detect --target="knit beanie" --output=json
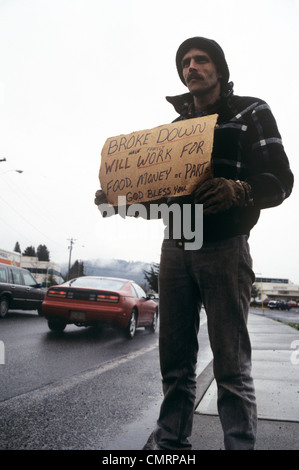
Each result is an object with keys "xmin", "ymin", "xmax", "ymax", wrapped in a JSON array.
[{"xmin": 176, "ymin": 37, "xmax": 230, "ymax": 86}]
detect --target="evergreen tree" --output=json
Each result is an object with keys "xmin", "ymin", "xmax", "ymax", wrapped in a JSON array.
[
  {"xmin": 37, "ymin": 244, "xmax": 50, "ymax": 261},
  {"xmin": 46, "ymin": 272, "xmax": 58, "ymax": 287},
  {"xmin": 68, "ymin": 260, "xmax": 84, "ymax": 280},
  {"xmin": 23, "ymin": 246, "xmax": 36, "ymax": 257},
  {"xmin": 144, "ymin": 263, "xmax": 159, "ymax": 292},
  {"xmin": 14, "ymin": 242, "xmax": 21, "ymax": 253},
  {"xmin": 251, "ymin": 284, "xmax": 260, "ymax": 301}
]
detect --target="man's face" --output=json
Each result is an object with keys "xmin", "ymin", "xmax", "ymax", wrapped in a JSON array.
[{"xmin": 181, "ymin": 48, "xmax": 222, "ymax": 96}]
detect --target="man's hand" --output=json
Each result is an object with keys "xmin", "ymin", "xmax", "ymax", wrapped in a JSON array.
[
  {"xmin": 94, "ymin": 189, "xmax": 108, "ymax": 205},
  {"xmin": 194, "ymin": 177, "xmax": 252, "ymax": 215}
]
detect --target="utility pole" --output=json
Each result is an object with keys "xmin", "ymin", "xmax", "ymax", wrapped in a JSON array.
[{"xmin": 67, "ymin": 238, "xmax": 76, "ymax": 280}]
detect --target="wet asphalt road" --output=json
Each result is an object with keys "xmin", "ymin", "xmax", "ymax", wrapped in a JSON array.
[
  {"xmin": 0, "ymin": 311, "xmax": 163, "ymax": 449},
  {"xmin": 1, "ymin": 307, "xmax": 297, "ymax": 450}
]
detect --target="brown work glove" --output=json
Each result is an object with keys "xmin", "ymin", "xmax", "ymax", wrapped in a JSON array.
[
  {"xmin": 94, "ymin": 189, "xmax": 108, "ymax": 205},
  {"xmin": 194, "ymin": 177, "xmax": 252, "ymax": 215}
]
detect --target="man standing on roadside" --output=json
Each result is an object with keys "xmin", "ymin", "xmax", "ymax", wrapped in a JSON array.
[
  {"xmin": 153, "ymin": 37, "xmax": 293, "ymax": 450},
  {"xmin": 94, "ymin": 37, "xmax": 293, "ymax": 450}
]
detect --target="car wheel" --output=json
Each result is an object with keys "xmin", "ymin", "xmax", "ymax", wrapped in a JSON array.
[
  {"xmin": 126, "ymin": 310, "xmax": 137, "ymax": 339},
  {"xmin": 147, "ymin": 309, "xmax": 158, "ymax": 333},
  {"xmin": 0, "ymin": 297, "xmax": 9, "ymax": 318},
  {"xmin": 48, "ymin": 319, "xmax": 67, "ymax": 332}
]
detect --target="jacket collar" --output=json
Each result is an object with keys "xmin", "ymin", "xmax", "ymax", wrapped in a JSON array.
[{"xmin": 166, "ymin": 82, "xmax": 234, "ymax": 118}]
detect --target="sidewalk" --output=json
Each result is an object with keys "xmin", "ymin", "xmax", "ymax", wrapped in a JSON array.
[{"xmin": 190, "ymin": 312, "xmax": 299, "ymax": 450}]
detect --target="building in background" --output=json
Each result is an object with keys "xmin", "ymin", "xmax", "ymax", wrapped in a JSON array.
[
  {"xmin": 21, "ymin": 256, "xmax": 64, "ymax": 286},
  {"xmin": 0, "ymin": 248, "xmax": 63, "ymax": 286},
  {"xmin": 254, "ymin": 277, "xmax": 299, "ymax": 303}
]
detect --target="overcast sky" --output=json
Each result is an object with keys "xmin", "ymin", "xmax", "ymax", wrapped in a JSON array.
[{"xmin": 0, "ymin": 0, "xmax": 298, "ymax": 283}]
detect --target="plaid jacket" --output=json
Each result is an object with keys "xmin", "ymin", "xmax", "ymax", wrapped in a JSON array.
[{"xmin": 166, "ymin": 84, "xmax": 294, "ymax": 241}]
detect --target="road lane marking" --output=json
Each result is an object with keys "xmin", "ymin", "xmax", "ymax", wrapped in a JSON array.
[{"xmin": 1, "ymin": 341, "xmax": 158, "ymax": 405}]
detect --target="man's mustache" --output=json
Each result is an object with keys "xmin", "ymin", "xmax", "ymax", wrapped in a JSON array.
[{"xmin": 187, "ymin": 72, "xmax": 204, "ymax": 83}]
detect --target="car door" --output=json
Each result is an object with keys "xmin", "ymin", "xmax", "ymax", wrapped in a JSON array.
[
  {"xmin": 8, "ymin": 267, "xmax": 27, "ymax": 310},
  {"xmin": 132, "ymin": 283, "xmax": 150, "ymax": 326},
  {"xmin": 21, "ymin": 270, "xmax": 43, "ymax": 311}
]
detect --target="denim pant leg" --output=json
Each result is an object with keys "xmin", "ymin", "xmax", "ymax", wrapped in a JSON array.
[
  {"xmin": 154, "ymin": 240, "xmax": 201, "ymax": 450},
  {"xmin": 192, "ymin": 235, "xmax": 257, "ymax": 450}
]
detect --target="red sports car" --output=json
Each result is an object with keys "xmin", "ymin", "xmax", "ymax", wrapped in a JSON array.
[{"xmin": 42, "ymin": 276, "xmax": 158, "ymax": 339}]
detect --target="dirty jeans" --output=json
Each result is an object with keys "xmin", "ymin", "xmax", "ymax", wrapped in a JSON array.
[{"xmin": 154, "ymin": 235, "xmax": 257, "ymax": 450}]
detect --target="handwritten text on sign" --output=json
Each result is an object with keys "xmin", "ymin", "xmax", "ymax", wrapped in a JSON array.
[{"xmin": 99, "ymin": 114, "xmax": 218, "ymax": 206}]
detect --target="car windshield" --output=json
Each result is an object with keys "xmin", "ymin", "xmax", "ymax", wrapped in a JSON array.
[{"xmin": 65, "ymin": 277, "xmax": 126, "ymax": 291}]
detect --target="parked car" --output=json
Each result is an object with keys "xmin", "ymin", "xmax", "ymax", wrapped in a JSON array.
[
  {"xmin": 42, "ymin": 276, "xmax": 159, "ymax": 339},
  {"xmin": 268, "ymin": 300, "xmax": 290, "ymax": 311},
  {"xmin": 288, "ymin": 300, "xmax": 298, "ymax": 308},
  {"xmin": 276, "ymin": 300, "xmax": 291, "ymax": 310},
  {"xmin": 250, "ymin": 298, "xmax": 269, "ymax": 307},
  {"xmin": 0, "ymin": 263, "xmax": 45, "ymax": 318}
]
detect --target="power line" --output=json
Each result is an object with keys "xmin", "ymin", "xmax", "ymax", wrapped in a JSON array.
[{"xmin": 0, "ymin": 193, "xmax": 64, "ymax": 248}]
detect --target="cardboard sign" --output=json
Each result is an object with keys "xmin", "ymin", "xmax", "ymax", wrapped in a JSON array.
[{"xmin": 99, "ymin": 114, "xmax": 218, "ymax": 206}]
